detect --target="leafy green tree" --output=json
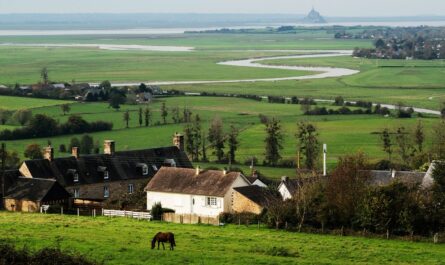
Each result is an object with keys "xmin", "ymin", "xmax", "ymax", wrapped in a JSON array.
[
  {"xmin": 296, "ymin": 121, "xmax": 320, "ymax": 170},
  {"xmin": 80, "ymin": 134, "xmax": 94, "ymax": 154},
  {"xmin": 380, "ymin": 128, "xmax": 393, "ymax": 162},
  {"xmin": 414, "ymin": 120, "xmax": 425, "ymax": 153},
  {"xmin": 12, "ymin": 109, "xmax": 32, "ymax": 126},
  {"xmin": 144, "ymin": 107, "xmax": 151, "ymax": 127},
  {"xmin": 59, "ymin": 144, "xmax": 67, "ymax": 153},
  {"xmin": 0, "ymin": 109, "xmax": 12, "ymax": 125},
  {"xmin": 138, "ymin": 107, "xmax": 143, "ymax": 127},
  {"xmin": 264, "ymin": 118, "xmax": 283, "ymax": 166},
  {"xmin": 432, "ymin": 120, "xmax": 445, "ymax": 159},
  {"xmin": 40, "ymin": 67, "xmax": 49, "ymax": 85},
  {"xmin": 69, "ymin": 137, "xmax": 80, "ymax": 151},
  {"xmin": 61, "ymin": 104, "xmax": 71, "ymax": 116},
  {"xmin": 109, "ymin": 93, "xmax": 125, "ymax": 111},
  {"xmin": 171, "ymin": 107, "xmax": 181, "ymax": 124},
  {"xmin": 228, "ymin": 125, "xmax": 239, "ymax": 163},
  {"xmin": 192, "ymin": 115, "xmax": 202, "ymax": 161},
  {"xmin": 123, "ymin": 110, "xmax": 131, "ymax": 128},
  {"xmin": 24, "ymin": 144, "xmax": 43, "ymax": 159},
  {"xmin": 161, "ymin": 103, "xmax": 168, "ymax": 124},
  {"xmin": 28, "ymin": 114, "xmax": 58, "ymax": 138},
  {"xmin": 208, "ymin": 116, "xmax": 225, "ymax": 162},
  {"xmin": 395, "ymin": 126, "xmax": 414, "ymax": 162}
]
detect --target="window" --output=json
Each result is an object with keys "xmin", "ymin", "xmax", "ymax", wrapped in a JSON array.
[
  {"xmin": 104, "ymin": 186, "xmax": 109, "ymax": 198},
  {"xmin": 73, "ymin": 173, "xmax": 79, "ymax": 183},
  {"xmin": 142, "ymin": 165, "xmax": 149, "ymax": 176},
  {"xmin": 74, "ymin": 188, "xmax": 80, "ymax": 198},
  {"xmin": 128, "ymin": 184, "xmax": 134, "ymax": 194},
  {"xmin": 207, "ymin": 197, "xmax": 217, "ymax": 207},
  {"xmin": 104, "ymin": 171, "xmax": 109, "ymax": 180}
]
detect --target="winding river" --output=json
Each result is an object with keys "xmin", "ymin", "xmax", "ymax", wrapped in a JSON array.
[{"xmin": 1, "ymin": 43, "xmax": 439, "ymax": 115}]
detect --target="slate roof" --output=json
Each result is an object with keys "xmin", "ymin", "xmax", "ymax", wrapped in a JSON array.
[
  {"xmin": 22, "ymin": 146, "xmax": 192, "ymax": 187},
  {"xmin": 233, "ymin": 185, "xmax": 273, "ymax": 207},
  {"xmin": 0, "ymin": 170, "xmax": 21, "ymax": 196},
  {"xmin": 280, "ymin": 176, "xmax": 325, "ymax": 195},
  {"xmin": 367, "ymin": 170, "xmax": 426, "ymax": 186},
  {"xmin": 145, "ymin": 167, "xmax": 245, "ymax": 197},
  {"xmin": 4, "ymin": 178, "xmax": 70, "ymax": 202}
]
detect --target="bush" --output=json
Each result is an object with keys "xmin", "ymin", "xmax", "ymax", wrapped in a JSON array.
[{"xmin": 0, "ymin": 243, "xmax": 99, "ymax": 265}]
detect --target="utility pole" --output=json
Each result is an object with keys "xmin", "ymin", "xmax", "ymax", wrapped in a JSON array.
[
  {"xmin": 323, "ymin": 144, "xmax": 327, "ymax": 176},
  {"xmin": 1, "ymin": 143, "xmax": 6, "ymax": 209}
]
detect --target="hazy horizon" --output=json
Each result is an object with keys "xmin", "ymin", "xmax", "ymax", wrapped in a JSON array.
[{"xmin": 1, "ymin": 0, "xmax": 445, "ymax": 17}]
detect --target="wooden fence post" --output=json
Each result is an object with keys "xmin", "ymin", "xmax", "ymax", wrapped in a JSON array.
[
  {"xmin": 61, "ymin": 206, "xmax": 63, "ymax": 215},
  {"xmin": 77, "ymin": 208, "xmax": 79, "ymax": 217}
]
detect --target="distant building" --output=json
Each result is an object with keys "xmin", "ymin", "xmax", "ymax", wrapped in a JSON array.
[
  {"xmin": 145, "ymin": 167, "xmax": 251, "ymax": 217},
  {"xmin": 302, "ymin": 8, "xmax": 327, "ymax": 24}
]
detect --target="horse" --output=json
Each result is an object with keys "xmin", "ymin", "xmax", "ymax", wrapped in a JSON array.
[{"xmin": 151, "ymin": 232, "xmax": 176, "ymax": 250}]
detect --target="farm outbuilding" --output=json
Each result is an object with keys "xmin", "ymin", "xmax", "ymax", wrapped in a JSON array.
[{"xmin": 4, "ymin": 178, "xmax": 70, "ymax": 212}]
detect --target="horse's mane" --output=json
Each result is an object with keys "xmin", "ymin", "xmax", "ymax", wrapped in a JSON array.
[{"xmin": 152, "ymin": 232, "xmax": 161, "ymax": 245}]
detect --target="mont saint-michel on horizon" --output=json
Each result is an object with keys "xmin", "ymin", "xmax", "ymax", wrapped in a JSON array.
[{"xmin": 303, "ymin": 7, "xmax": 327, "ymax": 23}]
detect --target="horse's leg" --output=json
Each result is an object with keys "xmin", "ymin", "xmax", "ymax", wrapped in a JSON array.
[
  {"xmin": 162, "ymin": 242, "xmax": 165, "ymax": 250},
  {"xmin": 157, "ymin": 241, "xmax": 160, "ymax": 250}
]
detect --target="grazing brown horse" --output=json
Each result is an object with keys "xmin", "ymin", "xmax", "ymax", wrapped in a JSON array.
[{"xmin": 151, "ymin": 232, "xmax": 176, "ymax": 250}]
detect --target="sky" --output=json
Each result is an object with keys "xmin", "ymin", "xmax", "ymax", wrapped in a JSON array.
[{"xmin": 0, "ymin": 0, "xmax": 444, "ymax": 17}]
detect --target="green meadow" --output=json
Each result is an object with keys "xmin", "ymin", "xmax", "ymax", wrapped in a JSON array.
[
  {"xmin": 0, "ymin": 212, "xmax": 443, "ymax": 265},
  {"xmin": 0, "ymin": 95, "xmax": 439, "ymax": 179},
  {"xmin": 0, "ymin": 33, "xmax": 443, "ymax": 110}
]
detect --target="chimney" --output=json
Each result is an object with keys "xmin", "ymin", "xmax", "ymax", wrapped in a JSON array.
[
  {"xmin": 252, "ymin": 170, "xmax": 258, "ymax": 179},
  {"xmin": 71, "ymin": 147, "xmax": 79, "ymax": 159},
  {"xmin": 195, "ymin": 166, "xmax": 201, "ymax": 176},
  {"xmin": 281, "ymin": 176, "xmax": 289, "ymax": 182},
  {"xmin": 173, "ymin": 133, "xmax": 184, "ymax": 151},
  {"xmin": 223, "ymin": 168, "xmax": 227, "ymax": 175},
  {"xmin": 43, "ymin": 146, "xmax": 54, "ymax": 161},
  {"xmin": 104, "ymin": 140, "xmax": 115, "ymax": 155}
]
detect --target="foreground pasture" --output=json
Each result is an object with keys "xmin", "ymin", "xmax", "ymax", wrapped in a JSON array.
[{"xmin": 0, "ymin": 212, "xmax": 443, "ymax": 265}]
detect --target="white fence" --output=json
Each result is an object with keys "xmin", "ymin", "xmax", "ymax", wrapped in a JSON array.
[{"xmin": 102, "ymin": 209, "xmax": 152, "ymax": 220}]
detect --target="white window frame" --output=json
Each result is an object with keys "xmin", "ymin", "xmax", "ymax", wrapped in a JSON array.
[
  {"xmin": 128, "ymin": 184, "xmax": 134, "ymax": 194},
  {"xmin": 74, "ymin": 188, "xmax": 80, "ymax": 198},
  {"xmin": 142, "ymin": 165, "xmax": 149, "ymax": 176},
  {"xmin": 104, "ymin": 171, "xmax": 109, "ymax": 180},
  {"xmin": 73, "ymin": 173, "xmax": 79, "ymax": 183},
  {"xmin": 104, "ymin": 186, "xmax": 109, "ymax": 198},
  {"xmin": 206, "ymin": 197, "xmax": 217, "ymax": 207}
]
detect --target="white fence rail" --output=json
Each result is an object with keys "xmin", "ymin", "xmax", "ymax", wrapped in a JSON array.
[{"xmin": 102, "ymin": 209, "xmax": 152, "ymax": 220}]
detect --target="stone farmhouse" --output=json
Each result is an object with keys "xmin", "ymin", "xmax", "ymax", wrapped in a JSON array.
[
  {"xmin": 145, "ymin": 167, "xmax": 271, "ymax": 217},
  {"xmin": 13, "ymin": 136, "xmax": 192, "ymax": 209}
]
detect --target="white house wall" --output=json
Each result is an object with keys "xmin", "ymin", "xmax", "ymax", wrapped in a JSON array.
[
  {"xmin": 278, "ymin": 184, "xmax": 292, "ymax": 200},
  {"xmin": 146, "ymin": 191, "xmax": 224, "ymax": 217}
]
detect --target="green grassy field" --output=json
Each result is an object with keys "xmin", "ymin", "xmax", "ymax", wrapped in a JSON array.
[
  {"xmin": 0, "ymin": 212, "xmax": 444, "ymax": 265},
  {"xmin": 1, "ymin": 95, "xmax": 439, "ymax": 179},
  {"xmin": 0, "ymin": 33, "xmax": 443, "ymax": 110},
  {"xmin": 0, "ymin": 95, "xmax": 71, "ymax": 110}
]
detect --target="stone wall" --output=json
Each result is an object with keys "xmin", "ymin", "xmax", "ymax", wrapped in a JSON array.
[
  {"xmin": 4, "ymin": 199, "xmax": 40, "ymax": 212},
  {"xmin": 232, "ymin": 191, "xmax": 263, "ymax": 215}
]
